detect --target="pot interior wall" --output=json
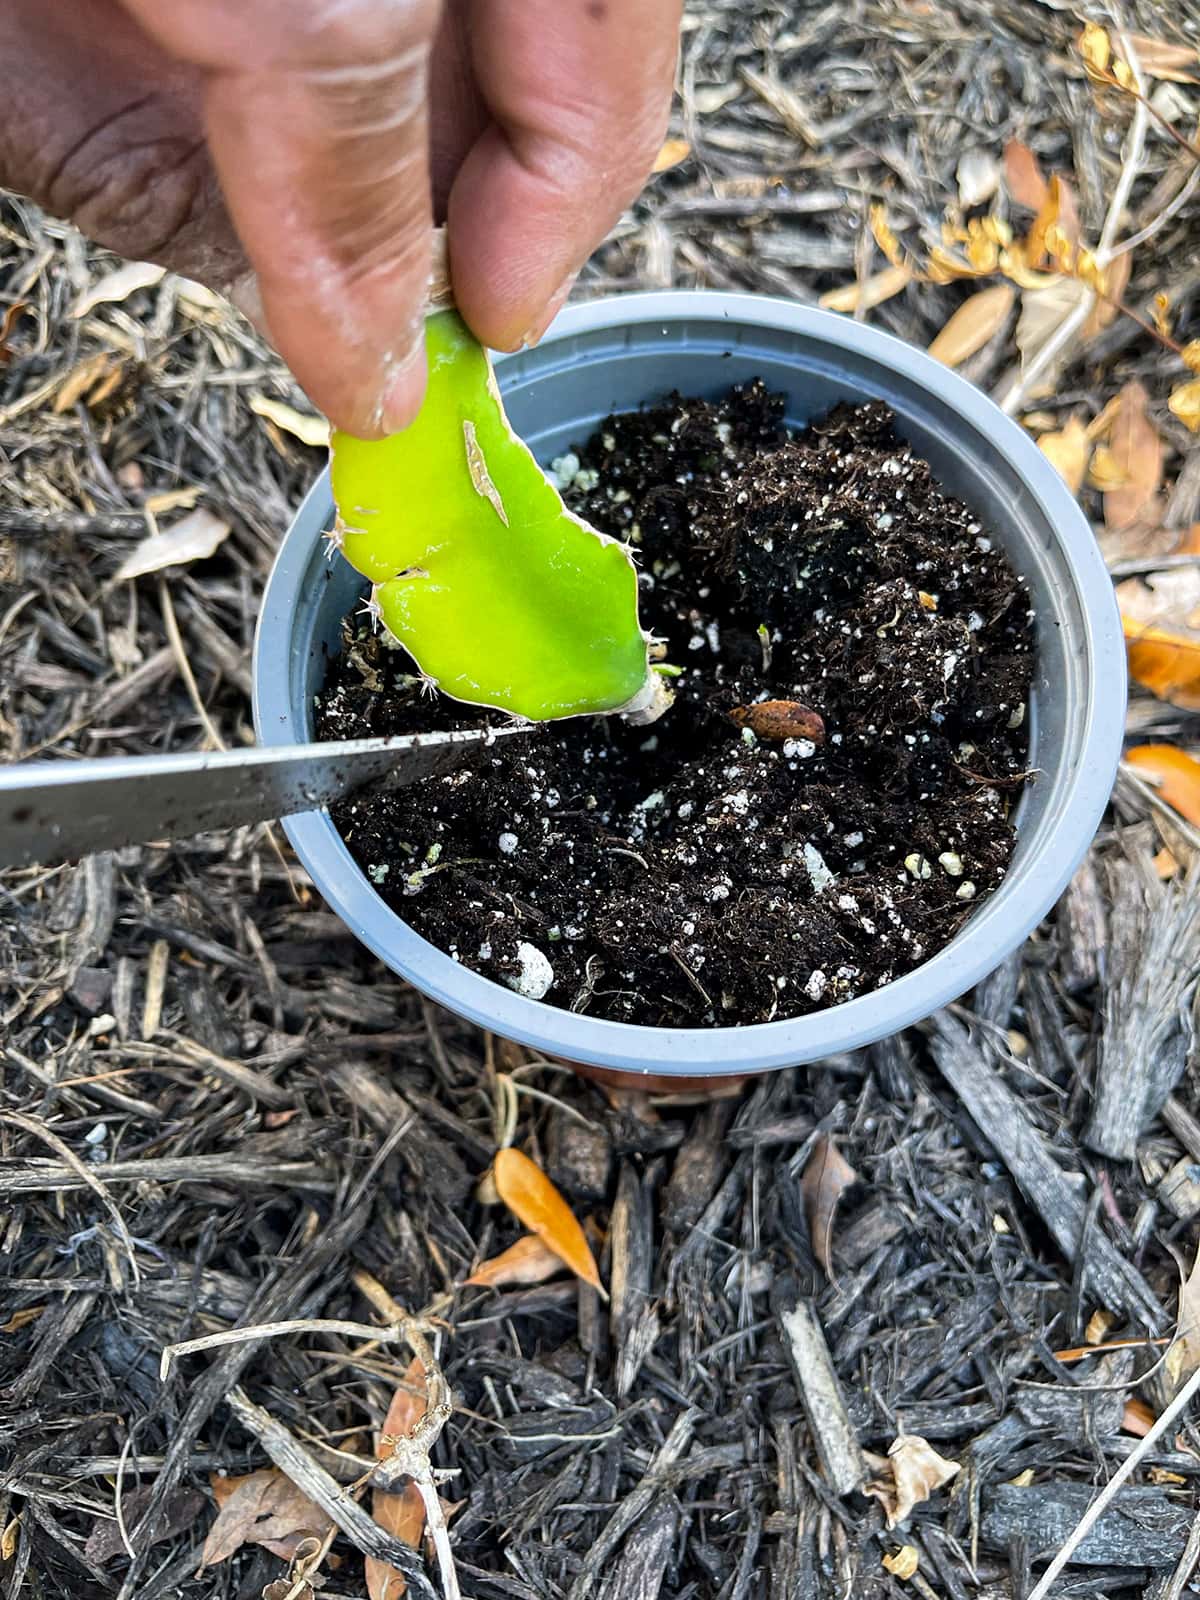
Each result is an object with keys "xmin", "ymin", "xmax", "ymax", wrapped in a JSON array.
[{"xmin": 293, "ymin": 315, "xmax": 1090, "ymax": 880}]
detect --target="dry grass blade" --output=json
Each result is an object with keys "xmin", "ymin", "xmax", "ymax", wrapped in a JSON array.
[
  {"xmin": 72, "ymin": 261, "xmax": 165, "ymax": 319},
  {"xmin": 249, "ymin": 394, "xmax": 330, "ymax": 449},
  {"xmin": 492, "ymin": 1146, "xmax": 603, "ymax": 1291}
]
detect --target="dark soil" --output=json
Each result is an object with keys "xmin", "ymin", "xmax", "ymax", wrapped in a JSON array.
[{"xmin": 316, "ymin": 386, "xmax": 1034, "ymax": 1027}]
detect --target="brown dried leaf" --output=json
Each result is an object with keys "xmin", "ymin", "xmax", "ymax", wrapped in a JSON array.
[
  {"xmin": 202, "ymin": 1469, "xmax": 333, "ymax": 1567},
  {"xmin": 800, "ymin": 1134, "xmax": 858, "ymax": 1275},
  {"xmin": 927, "ymin": 284, "xmax": 1015, "ymax": 368},
  {"xmin": 366, "ymin": 1357, "xmax": 428, "ymax": 1600},
  {"xmin": 1026, "ymin": 176, "xmax": 1080, "ymax": 266},
  {"xmin": 863, "ymin": 1436, "xmax": 961, "ymax": 1528},
  {"xmin": 114, "ymin": 507, "xmax": 232, "ymax": 581},
  {"xmin": 1083, "ymin": 248, "xmax": 1131, "ymax": 339},
  {"xmin": 818, "ymin": 263, "xmax": 912, "ymax": 314},
  {"xmin": 1079, "ymin": 21, "xmax": 1113, "ymax": 78},
  {"xmin": 1004, "ymin": 139, "xmax": 1049, "ymax": 211},
  {"xmin": 465, "ymin": 1233, "xmax": 565, "ymax": 1288},
  {"xmin": 85, "ymin": 1486, "xmax": 205, "ymax": 1565},
  {"xmin": 883, "ymin": 1546, "xmax": 920, "ymax": 1580},
  {"xmin": 1104, "ymin": 382, "xmax": 1163, "ymax": 533},
  {"xmin": 0, "ymin": 1306, "xmax": 44, "ymax": 1334},
  {"xmin": 493, "ymin": 1147, "xmax": 602, "ymax": 1290},
  {"xmin": 1038, "ymin": 416, "xmax": 1090, "ymax": 495}
]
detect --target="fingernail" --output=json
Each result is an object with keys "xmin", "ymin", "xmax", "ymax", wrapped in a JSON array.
[
  {"xmin": 520, "ymin": 271, "xmax": 578, "ymax": 349},
  {"xmin": 372, "ymin": 333, "xmax": 428, "ymax": 438}
]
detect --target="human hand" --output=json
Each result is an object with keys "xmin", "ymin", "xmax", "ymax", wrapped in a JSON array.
[{"xmin": 0, "ymin": 0, "xmax": 681, "ymax": 437}]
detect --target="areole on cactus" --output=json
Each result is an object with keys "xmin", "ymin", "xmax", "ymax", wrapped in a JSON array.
[{"xmin": 327, "ymin": 233, "xmax": 670, "ymax": 725}]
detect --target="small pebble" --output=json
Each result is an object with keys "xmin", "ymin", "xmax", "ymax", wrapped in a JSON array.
[
  {"xmin": 956, "ymin": 880, "xmax": 977, "ymax": 900},
  {"xmin": 904, "ymin": 853, "xmax": 933, "ymax": 880},
  {"xmin": 938, "ymin": 851, "xmax": 964, "ymax": 877},
  {"xmin": 498, "ymin": 832, "xmax": 519, "ymax": 855}
]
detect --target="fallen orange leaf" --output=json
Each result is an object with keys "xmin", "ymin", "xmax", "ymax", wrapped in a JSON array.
[
  {"xmin": 1105, "ymin": 382, "xmax": 1163, "ymax": 534},
  {"xmin": 1125, "ymin": 744, "xmax": 1200, "ymax": 827},
  {"xmin": 1122, "ymin": 617, "xmax": 1200, "ymax": 712},
  {"xmin": 203, "ymin": 1470, "xmax": 332, "ymax": 1566},
  {"xmin": 492, "ymin": 1147, "xmax": 602, "ymax": 1291},
  {"xmin": 465, "ymin": 1233, "xmax": 565, "ymax": 1289},
  {"xmin": 1004, "ymin": 139, "xmax": 1049, "ymax": 211},
  {"xmin": 366, "ymin": 1357, "xmax": 428, "ymax": 1600}
]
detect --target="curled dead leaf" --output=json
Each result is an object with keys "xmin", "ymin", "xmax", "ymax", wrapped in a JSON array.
[
  {"xmin": 465, "ymin": 1233, "xmax": 565, "ymax": 1288},
  {"xmin": 1168, "ymin": 1244, "xmax": 1200, "ymax": 1395},
  {"xmin": 0, "ymin": 300, "xmax": 29, "ymax": 366},
  {"xmin": 1038, "ymin": 416, "xmax": 1090, "ymax": 495},
  {"xmin": 492, "ymin": 1147, "xmax": 602, "ymax": 1291},
  {"xmin": 1125, "ymin": 745, "xmax": 1200, "ymax": 827},
  {"xmin": 800, "ymin": 1134, "xmax": 858, "ymax": 1276},
  {"xmin": 1026, "ymin": 176, "xmax": 1080, "ymax": 268},
  {"xmin": 863, "ymin": 1436, "xmax": 961, "ymax": 1528},
  {"xmin": 883, "ymin": 1546, "xmax": 920, "ymax": 1580},
  {"xmin": 1079, "ymin": 21, "xmax": 1113, "ymax": 78},
  {"xmin": 927, "ymin": 284, "xmax": 1015, "ymax": 368}
]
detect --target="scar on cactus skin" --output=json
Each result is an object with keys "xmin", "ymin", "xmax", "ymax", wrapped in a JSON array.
[{"xmin": 326, "ymin": 230, "xmax": 671, "ymax": 726}]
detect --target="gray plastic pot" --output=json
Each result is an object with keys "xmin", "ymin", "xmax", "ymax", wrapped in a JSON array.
[{"xmin": 253, "ymin": 290, "xmax": 1124, "ymax": 1082}]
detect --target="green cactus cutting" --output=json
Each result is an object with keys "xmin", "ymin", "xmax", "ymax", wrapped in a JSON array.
[{"xmin": 327, "ymin": 306, "xmax": 668, "ymax": 724}]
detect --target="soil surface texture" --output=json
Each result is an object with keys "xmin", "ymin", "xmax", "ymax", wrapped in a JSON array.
[{"xmin": 317, "ymin": 386, "xmax": 1033, "ymax": 1027}]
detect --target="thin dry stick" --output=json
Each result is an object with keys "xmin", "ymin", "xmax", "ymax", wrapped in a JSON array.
[
  {"xmin": 157, "ymin": 574, "xmax": 223, "ymax": 752},
  {"xmin": 1026, "ymin": 1361, "xmax": 1200, "ymax": 1600}
]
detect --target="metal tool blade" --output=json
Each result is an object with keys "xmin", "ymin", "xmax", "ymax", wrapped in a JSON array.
[{"xmin": 0, "ymin": 726, "xmax": 528, "ymax": 870}]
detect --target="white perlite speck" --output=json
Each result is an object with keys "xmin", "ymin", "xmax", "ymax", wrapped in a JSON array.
[
  {"xmin": 498, "ymin": 832, "xmax": 519, "ymax": 855},
  {"xmin": 805, "ymin": 970, "xmax": 828, "ymax": 1001},
  {"xmin": 507, "ymin": 942, "xmax": 554, "ymax": 1000},
  {"xmin": 783, "ymin": 737, "xmax": 816, "ymax": 760}
]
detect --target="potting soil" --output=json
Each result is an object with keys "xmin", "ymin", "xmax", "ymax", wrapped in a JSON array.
[{"xmin": 316, "ymin": 386, "xmax": 1034, "ymax": 1027}]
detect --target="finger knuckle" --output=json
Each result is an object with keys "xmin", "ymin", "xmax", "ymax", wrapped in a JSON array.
[{"xmin": 51, "ymin": 128, "xmax": 211, "ymax": 264}]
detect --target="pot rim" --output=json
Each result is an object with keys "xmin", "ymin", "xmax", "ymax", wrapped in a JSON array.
[{"xmin": 253, "ymin": 288, "xmax": 1125, "ymax": 1075}]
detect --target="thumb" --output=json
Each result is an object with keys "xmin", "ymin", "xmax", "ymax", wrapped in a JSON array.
[{"xmin": 120, "ymin": 0, "xmax": 441, "ymax": 438}]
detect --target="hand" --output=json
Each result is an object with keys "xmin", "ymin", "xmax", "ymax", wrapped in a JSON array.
[{"xmin": 0, "ymin": 0, "xmax": 680, "ymax": 437}]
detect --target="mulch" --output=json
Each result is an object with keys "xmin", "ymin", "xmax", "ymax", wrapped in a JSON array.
[{"xmin": 3, "ymin": 1, "xmax": 1200, "ymax": 1597}]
